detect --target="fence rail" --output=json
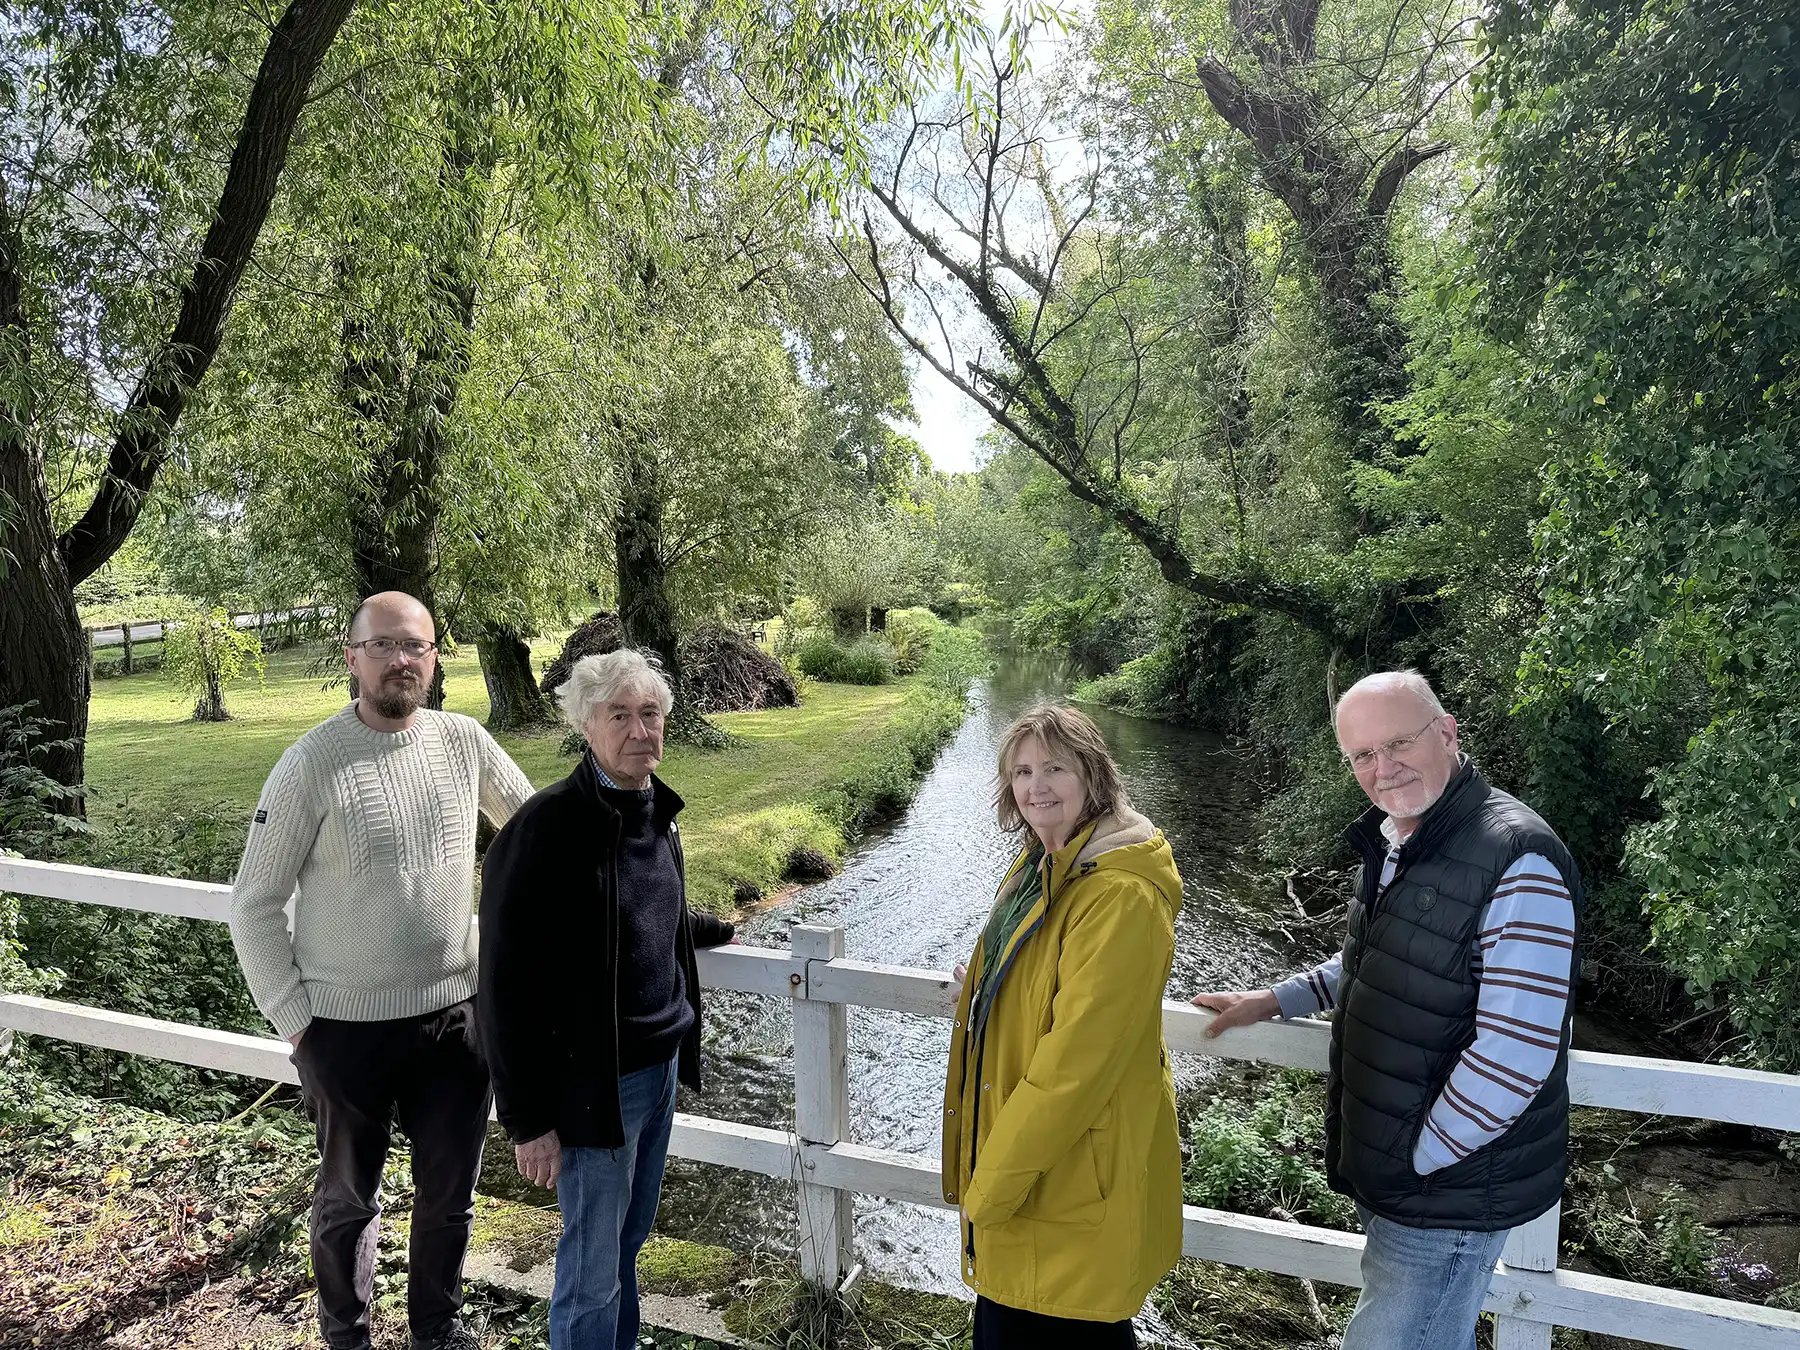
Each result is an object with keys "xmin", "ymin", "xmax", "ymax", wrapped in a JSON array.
[
  {"xmin": 2, "ymin": 856, "xmax": 1798, "ymax": 1350},
  {"xmin": 83, "ymin": 605, "xmax": 337, "ymax": 674}
]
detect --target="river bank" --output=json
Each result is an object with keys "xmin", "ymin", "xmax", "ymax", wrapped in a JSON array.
[{"xmin": 76, "ymin": 639, "xmax": 977, "ymax": 915}]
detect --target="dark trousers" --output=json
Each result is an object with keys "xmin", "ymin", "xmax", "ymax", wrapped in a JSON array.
[
  {"xmin": 974, "ymin": 1295, "xmax": 1138, "ymax": 1349},
  {"xmin": 292, "ymin": 1000, "xmax": 492, "ymax": 1349}
]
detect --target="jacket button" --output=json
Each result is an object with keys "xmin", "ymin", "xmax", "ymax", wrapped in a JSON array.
[{"xmin": 982, "ymin": 1083, "xmax": 990, "ymax": 1092}]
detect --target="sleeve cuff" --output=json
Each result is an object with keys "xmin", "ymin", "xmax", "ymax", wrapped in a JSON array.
[
  {"xmin": 1413, "ymin": 1122, "xmax": 1459, "ymax": 1175},
  {"xmin": 962, "ymin": 1168, "xmax": 1027, "ymax": 1228},
  {"xmin": 268, "ymin": 996, "xmax": 314, "ymax": 1041},
  {"xmin": 1272, "ymin": 976, "xmax": 1318, "ymax": 1020}
]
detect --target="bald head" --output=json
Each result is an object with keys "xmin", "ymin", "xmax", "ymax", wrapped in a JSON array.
[
  {"xmin": 345, "ymin": 592, "xmax": 437, "ymax": 729},
  {"xmin": 1333, "ymin": 670, "xmax": 1445, "ymax": 730},
  {"xmin": 349, "ymin": 591, "xmax": 435, "ymax": 644},
  {"xmin": 1333, "ymin": 669, "xmax": 1460, "ymax": 833}
]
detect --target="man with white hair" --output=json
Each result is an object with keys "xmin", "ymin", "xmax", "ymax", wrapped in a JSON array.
[
  {"xmin": 229, "ymin": 591, "xmax": 535, "ymax": 1350},
  {"xmin": 1191, "ymin": 670, "xmax": 1579, "ymax": 1350},
  {"xmin": 478, "ymin": 648, "xmax": 735, "ymax": 1350}
]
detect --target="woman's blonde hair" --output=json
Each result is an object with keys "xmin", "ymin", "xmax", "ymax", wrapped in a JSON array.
[{"xmin": 993, "ymin": 703, "xmax": 1128, "ymax": 834}]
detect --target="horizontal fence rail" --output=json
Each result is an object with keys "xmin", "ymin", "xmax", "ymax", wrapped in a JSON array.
[{"xmin": 3, "ymin": 857, "xmax": 1799, "ymax": 1349}]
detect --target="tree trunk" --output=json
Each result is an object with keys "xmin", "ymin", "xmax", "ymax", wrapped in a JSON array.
[
  {"xmin": 614, "ymin": 441, "xmax": 720, "ymax": 745},
  {"xmin": 0, "ymin": 0, "xmax": 356, "ymax": 796},
  {"xmin": 831, "ymin": 605, "xmax": 867, "ymax": 640},
  {"xmin": 1193, "ymin": 22, "xmax": 1448, "ymax": 478},
  {"xmin": 195, "ymin": 666, "xmax": 229, "ymax": 722},
  {"xmin": 0, "ymin": 452, "xmax": 89, "ymax": 803},
  {"xmin": 344, "ymin": 81, "xmax": 496, "ymax": 714},
  {"xmin": 477, "ymin": 623, "xmax": 551, "ymax": 730},
  {"xmin": 615, "ymin": 443, "xmax": 683, "ymax": 695}
]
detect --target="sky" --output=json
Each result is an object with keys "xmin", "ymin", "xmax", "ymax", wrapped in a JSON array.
[
  {"xmin": 888, "ymin": 2, "xmax": 1088, "ymax": 477},
  {"xmin": 909, "ymin": 359, "xmax": 992, "ymax": 474}
]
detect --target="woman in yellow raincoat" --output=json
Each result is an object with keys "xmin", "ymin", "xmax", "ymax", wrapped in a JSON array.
[{"xmin": 943, "ymin": 704, "xmax": 1184, "ymax": 1348}]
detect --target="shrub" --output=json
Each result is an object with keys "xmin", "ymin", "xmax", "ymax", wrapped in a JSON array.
[
  {"xmin": 0, "ymin": 705, "xmax": 85, "ymax": 855},
  {"xmin": 16, "ymin": 800, "xmax": 265, "ymax": 1117},
  {"xmin": 796, "ymin": 633, "xmax": 895, "ymax": 685},
  {"xmin": 1571, "ymin": 1183, "xmax": 1728, "ymax": 1296},
  {"xmin": 1184, "ymin": 1070, "xmax": 1358, "ymax": 1231},
  {"xmin": 884, "ymin": 606, "xmax": 946, "ymax": 674}
]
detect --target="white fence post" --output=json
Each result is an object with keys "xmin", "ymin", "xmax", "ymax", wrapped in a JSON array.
[
  {"xmin": 1494, "ymin": 1203, "xmax": 1561, "ymax": 1349},
  {"xmin": 791, "ymin": 924, "xmax": 855, "ymax": 1290}
]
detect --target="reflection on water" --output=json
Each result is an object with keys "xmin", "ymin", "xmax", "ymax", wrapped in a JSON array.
[{"xmin": 658, "ymin": 654, "xmax": 1303, "ymax": 1304}]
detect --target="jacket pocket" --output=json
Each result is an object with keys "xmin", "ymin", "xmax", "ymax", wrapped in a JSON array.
[{"xmin": 1018, "ymin": 1127, "xmax": 1107, "ymax": 1225}]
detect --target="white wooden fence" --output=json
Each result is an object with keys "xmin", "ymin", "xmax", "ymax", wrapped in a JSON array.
[{"xmin": 2, "ymin": 855, "xmax": 1799, "ymax": 1349}]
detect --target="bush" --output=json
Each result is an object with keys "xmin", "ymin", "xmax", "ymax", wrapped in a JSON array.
[
  {"xmin": 796, "ymin": 633, "xmax": 895, "ymax": 685},
  {"xmin": 1570, "ymin": 1183, "xmax": 1729, "ymax": 1297},
  {"xmin": 16, "ymin": 800, "xmax": 266, "ymax": 1117},
  {"xmin": 884, "ymin": 606, "xmax": 945, "ymax": 674},
  {"xmin": 1184, "ymin": 1070, "xmax": 1358, "ymax": 1231}
]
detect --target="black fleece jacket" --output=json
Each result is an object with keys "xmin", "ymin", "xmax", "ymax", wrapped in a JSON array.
[{"xmin": 477, "ymin": 756, "xmax": 734, "ymax": 1147}]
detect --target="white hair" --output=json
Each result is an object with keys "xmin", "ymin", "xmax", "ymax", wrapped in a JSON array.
[
  {"xmin": 1333, "ymin": 669, "xmax": 1446, "ymax": 728},
  {"xmin": 555, "ymin": 649, "xmax": 674, "ymax": 729}
]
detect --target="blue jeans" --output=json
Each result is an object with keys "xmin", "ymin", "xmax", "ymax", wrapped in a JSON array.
[
  {"xmin": 549, "ymin": 1057, "xmax": 679, "ymax": 1350},
  {"xmin": 1340, "ymin": 1206, "xmax": 1511, "ymax": 1350}
]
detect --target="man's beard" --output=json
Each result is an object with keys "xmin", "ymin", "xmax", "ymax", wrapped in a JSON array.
[
  {"xmin": 1375, "ymin": 774, "xmax": 1446, "ymax": 820},
  {"xmin": 369, "ymin": 674, "xmax": 423, "ymax": 719}
]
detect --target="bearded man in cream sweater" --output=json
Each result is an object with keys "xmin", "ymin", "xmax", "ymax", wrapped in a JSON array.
[{"xmin": 229, "ymin": 591, "xmax": 534, "ymax": 1350}]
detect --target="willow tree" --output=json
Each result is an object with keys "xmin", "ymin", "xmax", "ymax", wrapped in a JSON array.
[{"xmin": 0, "ymin": 0, "xmax": 358, "ymax": 796}]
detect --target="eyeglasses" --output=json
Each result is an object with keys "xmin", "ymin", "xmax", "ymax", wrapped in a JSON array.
[
  {"xmin": 1344, "ymin": 714, "xmax": 1445, "ymax": 772},
  {"xmin": 348, "ymin": 638, "xmax": 438, "ymax": 660}
]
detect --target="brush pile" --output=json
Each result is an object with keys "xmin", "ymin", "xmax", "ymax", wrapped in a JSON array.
[{"xmin": 541, "ymin": 612, "xmax": 797, "ymax": 714}]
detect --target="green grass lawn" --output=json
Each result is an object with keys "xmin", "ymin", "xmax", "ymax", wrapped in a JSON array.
[{"xmin": 84, "ymin": 644, "xmax": 921, "ymax": 912}]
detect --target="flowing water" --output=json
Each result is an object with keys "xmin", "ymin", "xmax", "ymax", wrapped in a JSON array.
[{"xmin": 657, "ymin": 654, "xmax": 1308, "ymax": 1300}]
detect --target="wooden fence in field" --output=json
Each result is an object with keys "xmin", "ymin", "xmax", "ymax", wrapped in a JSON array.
[
  {"xmin": 84, "ymin": 605, "xmax": 338, "ymax": 675},
  {"xmin": 2, "ymin": 855, "xmax": 1798, "ymax": 1349}
]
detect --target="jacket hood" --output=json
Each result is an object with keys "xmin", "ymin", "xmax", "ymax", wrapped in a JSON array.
[{"xmin": 1061, "ymin": 805, "xmax": 1181, "ymax": 918}]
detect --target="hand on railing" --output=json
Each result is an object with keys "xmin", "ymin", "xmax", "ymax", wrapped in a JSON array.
[
  {"xmin": 1189, "ymin": 988, "xmax": 1280, "ymax": 1038},
  {"xmin": 516, "ymin": 1130, "xmax": 562, "ymax": 1189},
  {"xmin": 952, "ymin": 963, "xmax": 967, "ymax": 998}
]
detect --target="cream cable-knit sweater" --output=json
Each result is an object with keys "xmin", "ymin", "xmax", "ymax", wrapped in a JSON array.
[{"xmin": 228, "ymin": 703, "xmax": 535, "ymax": 1039}]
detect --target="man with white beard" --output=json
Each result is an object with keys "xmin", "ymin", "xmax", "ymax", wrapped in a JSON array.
[
  {"xmin": 1191, "ymin": 670, "xmax": 1579, "ymax": 1350},
  {"xmin": 229, "ymin": 591, "xmax": 533, "ymax": 1350}
]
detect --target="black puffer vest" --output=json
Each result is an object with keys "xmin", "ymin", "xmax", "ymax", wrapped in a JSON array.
[{"xmin": 1325, "ymin": 760, "xmax": 1581, "ymax": 1230}]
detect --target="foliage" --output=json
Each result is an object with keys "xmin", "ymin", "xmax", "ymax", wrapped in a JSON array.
[
  {"xmin": 1480, "ymin": 0, "xmax": 1800, "ymax": 1068},
  {"xmin": 1568, "ymin": 1182, "xmax": 1729, "ymax": 1298},
  {"xmin": 19, "ymin": 800, "xmax": 264, "ymax": 1116},
  {"xmin": 1183, "ymin": 1070, "xmax": 1358, "ymax": 1231},
  {"xmin": 791, "ymin": 511, "xmax": 937, "ymax": 633},
  {"xmin": 797, "ymin": 633, "xmax": 897, "ymax": 686},
  {"xmin": 0, "ymin": 706, "xmax": 85, "ymax": 855},
  {"xmin": 161, "ymin": 608, "xmax": 267, "ymax": 722},
  {"xmin": 883, "ymin": 607, "xmax": 944, "ymax": 674}
]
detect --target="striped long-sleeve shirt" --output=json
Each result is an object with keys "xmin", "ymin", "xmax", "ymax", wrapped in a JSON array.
[{"xmin": 1271, "ymin": 842, "xmax": 1575, "ymax": 1176}]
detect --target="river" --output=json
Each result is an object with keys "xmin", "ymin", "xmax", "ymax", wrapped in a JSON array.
[{"xmin": 656, "ymin": 655, "xmax": 1312, "ymax": 1298}]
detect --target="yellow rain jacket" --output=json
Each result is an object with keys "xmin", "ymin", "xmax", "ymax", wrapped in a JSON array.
[{"xmin": 941, "ymin": 807, "xmax": 1184, "ymax": 1321}]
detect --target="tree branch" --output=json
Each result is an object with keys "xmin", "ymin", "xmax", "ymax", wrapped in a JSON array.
[
  {"xmin": 1367, "ymin": 141, "xmax": 1451, "ymax": 217},
  {"xmin": 57, "ymin": 0, "xmax": 357, "ymax": 585}
]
